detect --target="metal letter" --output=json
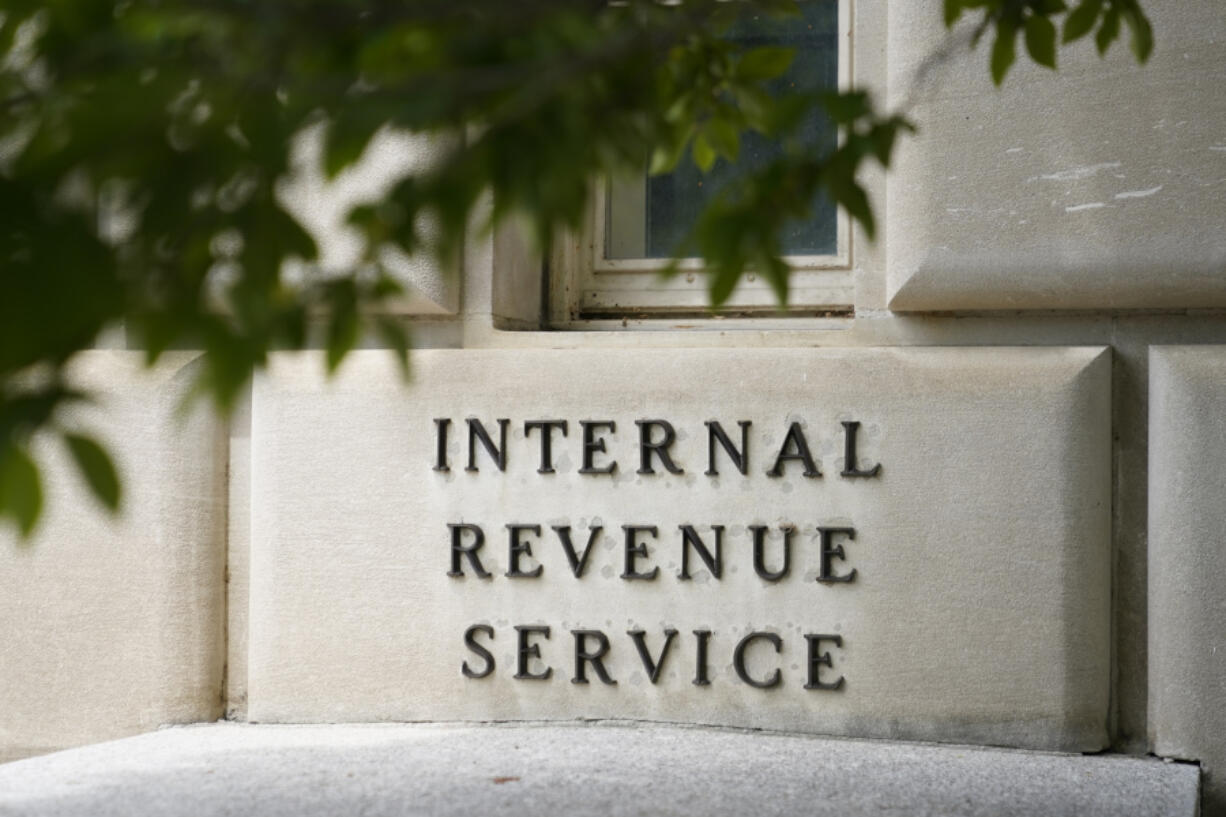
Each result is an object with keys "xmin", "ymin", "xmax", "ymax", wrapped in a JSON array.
[
  {"xmin": 579, "ymin": 421, "xmax": 617, "ymax": 475},
  {"xmin": 678, "ymin": 524, "xmax": 723, "ymax": 580},
  {"xmin": 636, "ymin": 420, "xmax": 684, "ymax": 475},
  {"xmin": 433, "ymin": 418, "xmax": 451, "ymax": 472},
  {"xmin": 816, "ymin": 526, "xmax": 857, "ymax": 584},
  {"xmin": 513, "ymin": 625, "xmax": 552, "ymax": 680},
  {"xmin": 525, "ymin": 420, "xmax": 568, "ymax": 474},
  {"xmin": 466, "ymin": 418, "xmax": 510, "ymax": 472},
  {"xmin": 750, "ymin": 524, "xmax": 792, "ymax": 582},
  {"xmin": 693, "ymin": 630, "xmax": 712, "ymax": 686},
  {"xmin": 803, "ymin": 634, "xmax": 845, "ymax": 690},
  {"xmin": 733, "ymin": 631, "xmax": 783, "ymax": 689},
  {"xmin": 571, "ymin": 630, "xmax": 617, "ymax": 685},
  {"xmin": 462, "ymin": 624, "xmax": 495, "ymax": 679},
  {"xmin": 554, "ymin": 525, "xmax": 601, "ymax": 578},
  {"xmin": 505, "ymin": 524, "xmax": 544, "ymax": 578},
  {"xmin": 628, "ymin": 629, "xmax": 678, "ymax": 685},
  {"xmin": 705, "ymin": 420, "xmax": 750, "ymax": 476},
  {"xmin": 621, "ymin": 525, "xmax": 660, "ymax": 581},
  {"xmin": 840, "ymin": 421, "xmax": 881, "ymax": 478},
  {"xmin": 447, "ymin": 523, "xmax": 491, "ymax": 578},
  {"xmin": 766, "ymin": 422, "xmax": 821, "ymax": 478}
]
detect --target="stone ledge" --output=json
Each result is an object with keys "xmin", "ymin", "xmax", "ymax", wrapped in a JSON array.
[{"xmin": 0, "ymin": 723, "xmax": 1198, "ymax": 817}]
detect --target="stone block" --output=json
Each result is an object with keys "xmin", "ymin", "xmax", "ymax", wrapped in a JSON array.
[
  {"xmin": 249, "ymin": 346, "xmax": 1111, "ymax": 751},
  {"xmin": 886, "ymin": 1, "xmax": 1226, "ymax": 311},
  {"xmin": 1149, "ymin": 346, "xmax": 1226, "ymax": 796},
  {"xmin": 0, "ymin": 353, "xmax": 226, "ymax": 761}
]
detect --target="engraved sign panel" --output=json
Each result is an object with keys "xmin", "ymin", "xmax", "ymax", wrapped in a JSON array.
[{"xmin": 249, "ymin": 347, "xmax": 1110, "ymax": 751}]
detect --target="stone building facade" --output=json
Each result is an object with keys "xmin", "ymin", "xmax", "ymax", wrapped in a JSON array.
[{"xmin": 2, "ymin": 0, "xmax": 1225, "ymax": 811}]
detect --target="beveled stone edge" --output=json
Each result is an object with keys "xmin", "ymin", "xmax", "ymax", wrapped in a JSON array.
[
  {"xmin": 1, "ymin": 351, "xmax": 229, "ymax": 757},
  {"xmin": 1146, "ymin": 345, "xmax": 1226, "ymax": 759},
  {"xmin": 886, "ymin": 259, "xmax": 1226, "ymax": 313}
]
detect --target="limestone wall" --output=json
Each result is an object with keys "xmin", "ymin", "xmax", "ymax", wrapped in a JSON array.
[{"xmin": 4, "ymin": 0, "xmax": 1226, "ymax": 812}]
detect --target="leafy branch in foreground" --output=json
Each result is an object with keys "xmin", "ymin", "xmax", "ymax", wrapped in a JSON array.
[
  {"xmin": 943, "ymin": 0, "xmax": 1152, "ymax": 84},
  {"xmin": 0, "ymin": 0, "xmax": 1150, "ymax": 535}
]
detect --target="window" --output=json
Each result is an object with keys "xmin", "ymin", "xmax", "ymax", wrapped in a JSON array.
[{"xmin": 552, "ymin": 0, "xmax": 852, "ymax": 324}]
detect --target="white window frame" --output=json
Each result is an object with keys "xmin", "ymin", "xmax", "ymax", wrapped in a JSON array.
[{"xmin": 550, "ymin": 0, "xmax": 854, "ymax": 326}]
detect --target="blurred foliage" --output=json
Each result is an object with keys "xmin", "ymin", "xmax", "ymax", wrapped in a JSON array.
[
  {"xmin": 943, "ymin": 0, "xmax": 1152, "ymax": 84},
  {"xmin": 0, "ymin": 0, "xmax": 1150, "ymax": 535}
]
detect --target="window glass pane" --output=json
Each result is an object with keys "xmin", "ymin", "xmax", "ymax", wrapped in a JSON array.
[{"xmin": 607, "ymin": 1, "xmax": 839, "ymax": 260}]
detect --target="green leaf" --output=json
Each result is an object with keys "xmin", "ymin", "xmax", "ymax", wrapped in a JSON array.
[
  {"xmin": 692, "ymin": 133, "xmax": 716, "ymax": 173},
  {"xmin": 1037, "ymin": 0, "xmax": 1069, "ymax": 13},
  {"xmin": 0, "ymin": 445, "xmax": 42, "ymax": 538},
  {"xmin": 373, "ymin": 315, "xmax": 411, "ymax": 379},
  {"xmin": 664, "ymin": 93, "xmax": 692, "ymax": 125},
  {"xmin": 752, "ymin": 0, "xmax": 802, "ymax": 18},
  {"xmin": 868, "ymin": 119, "xmax": 911, "ymax": 165},
  {"xmin": 737, "ymin": 46, "xmax": 795, "ymax": 81},
  {"xmin": 1122, "ymin": 6, "xmax": 1154, "ymax": 62},
  {"xmin": 991, "ymin": 22, "xmax": 1019, "ymax": 85},
  {"xmin": 760, "ymin": 92, "xmax": 811, "ymax": 134},
  {"xmin": 1095, "ymin": 6, "xmax": 1120, "ymax": 54},
  {"xmin": 731, "ymin": 85, "xmax": 772, "ymax": 125},
  {"xmin": 649, "ymin": 130, "xmax": 690, "ymax": 175},
  {"xmin": 324, "ymin": 284, "xmax": 359, "ymax": 374},
  {"xmin": 761, "ymin": 254, "xmax": 790, "ymax": 305},
  {"xmin": 324, "ymin": 115, "xmax": 380, "ymax": 179},
  {"xmin": 943, "ymin": 0, "xmax": 965, "ymax": 26},
  {"xmin": 708, "ymin": 262, "xmax": 742, "ymax": 307},
  {"xmin": 1062, "ymin": 0, "xmax": 1102, "ymax": 41},
  {"xmin": 705, "ymin": 118, "xmax": 740, "ymax": 162},
  {"xmin": 820, "ymin": 91, "xmax": 870, "ymax": 124},
  {"xmin": 828, "ymin": 175, "xmax": 875, "ymax": 240},
  {"xmin": 64, "ymin": 433, "xmax": 121, "ymax": 512},
  {"xmin": 1024, "ymin": 13, "xmax": 1058, "ymax": 68}
]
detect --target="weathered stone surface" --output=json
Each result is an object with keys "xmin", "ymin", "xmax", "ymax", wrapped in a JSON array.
[
  {"xmin": 0, "ymin": 723, "xmax": 1199, "ymax": 817},
  {"xmin": 1149, "ymin": 346, "xmax": 1226, "ymax": 802},
  {"xmin": 248, "ymin": 347, "xmax": 1110, "ymax": 751},
  {"xmin": 0, "ymin": 353, "xmax": 226, "ymax": 762},
  {"xmin": 886, "ymin": 1, "xmax": 1226, "ymax": 311}
]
